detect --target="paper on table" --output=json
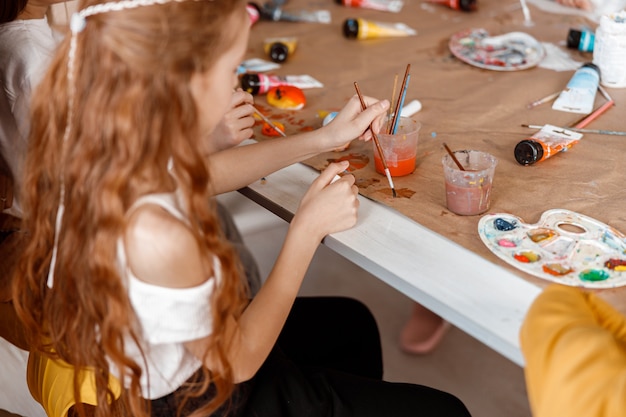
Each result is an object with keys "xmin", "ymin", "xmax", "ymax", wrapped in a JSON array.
[{"xmin": 538, "ymin": 42, "xmax": 584, "ymax": 72}]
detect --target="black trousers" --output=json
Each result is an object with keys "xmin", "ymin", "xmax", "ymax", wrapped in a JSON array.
[{"xmin": 151, "ymin": 297, "xmax": 472, "ymax": 417}]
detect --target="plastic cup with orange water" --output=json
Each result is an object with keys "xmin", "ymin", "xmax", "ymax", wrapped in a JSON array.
[{"xmin": 373, "ymin": 117, "xmax": 421, "ymax": 177}]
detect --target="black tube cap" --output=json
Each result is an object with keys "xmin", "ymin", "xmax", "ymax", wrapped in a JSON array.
[
  {"xmin": 581, "ymin": 62, "xmax": 600, "ymax": 76},
  {"xmin": 343, "ymin": 18, "xmax": 359, "ymax": 39},
  {"xmin": 459, "ymin": 0, "xmax": 477, "ymax": 11},
  {"xmin": 567, "ymin": 29, "xmax": 582, "ymax": 49},
  {"xmin": 269, "ymin": 42, "xmax": 289, "ymax": 63},
  {"xmin": 514, "ymin": 140, "xmax": 543, "ymax": 165}
]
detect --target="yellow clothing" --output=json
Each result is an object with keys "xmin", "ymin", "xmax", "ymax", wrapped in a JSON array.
[
  {"xmin": 27, "ymin": 351, "xmax": 121, "ymax": 417},
  {"xmin": 520, "ymin": 284, "xmax": 626, "ymax": 417}
]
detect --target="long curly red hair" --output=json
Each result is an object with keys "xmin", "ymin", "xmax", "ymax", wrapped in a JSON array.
[{"xmin": 12, "ymin": 1, "xmax": 249, "ymax": 416}]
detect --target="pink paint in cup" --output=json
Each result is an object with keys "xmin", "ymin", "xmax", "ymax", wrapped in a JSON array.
[{"xmin": 442, "ymin": 150, "xmax": 497, "ymax": 216}]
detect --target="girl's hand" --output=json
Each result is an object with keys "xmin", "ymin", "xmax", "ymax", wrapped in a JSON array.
[
  {"xmin": 291, "ymin": 161, "xmax": 359, "ymax": 242},
  {"xmin": 319, "ymin": 95, "xmax": 389, "ymax": 153},
  {"xmin": 208, "ymin": 89, "xmax": 256, "ymax": 152}
]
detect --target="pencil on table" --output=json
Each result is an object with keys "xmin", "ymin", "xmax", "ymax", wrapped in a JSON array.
[
  {"xmin": 569, "ymin": 87, "xmax": 615, "ymax": 129},
  {"xmin": 573, "ymin": 100, "xmax": 614, "ymax": 129}
]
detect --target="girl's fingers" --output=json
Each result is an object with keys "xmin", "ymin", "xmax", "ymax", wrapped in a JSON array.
[{"xmin": 316, "ymin": 161, "xmax": 350, "ymax": 188}]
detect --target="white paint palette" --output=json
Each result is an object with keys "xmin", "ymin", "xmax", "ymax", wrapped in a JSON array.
[
  {"xmin": 478, "ymin": 209, "xmax": 626, "ymax": 288},
  {"xmin": 449, "ymin": 28, "xmax": 545, "ymax": 71}
]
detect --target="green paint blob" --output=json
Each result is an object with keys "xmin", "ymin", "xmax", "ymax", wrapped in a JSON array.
[{"xmin": 579, "ymin": 269, "xmax": 610, "ymax": 282}]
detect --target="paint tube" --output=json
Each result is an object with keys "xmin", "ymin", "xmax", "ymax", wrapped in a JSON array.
[
  {"xmin": 335, "ymin": 0, "xmax": 404, "ymax": 13},
  {"xmin": 552, "ymin": 63, "xmax": 600, "ymax": 114},
  {"xmin": 246, "ymin": 3, "xmax": 261, "ymax": 25},
  {"xmin": 514, "ymin": 125, "xmax": 583, "ymax": 165},
  {"xmin": 342, "ymin": 18, "xmax": 416, "ymax": 40},
  {"xmin": 264, "ymin": 37, "xmax": 297, "ymax": 63},
  {"xmin": 566, "ymin": 29, "xmax": 595, "ymax": 52},
  {"xmin": 238, "ymin": 58, "xmax": 280, "ymax": 74},
  {"xmin": 276, "ymin": 9, "xmax": 331, "ymax": 23},
  {"xmin": 251, "ymin": 2, "xmax": 332, "ymax": 24},
  {"xmin": 426, "ymin": 0, "xmax": 477, "ymax": 12},
  {"xmin": 240, "ymin": 73, "xmax": 324, "ymax": 95}
]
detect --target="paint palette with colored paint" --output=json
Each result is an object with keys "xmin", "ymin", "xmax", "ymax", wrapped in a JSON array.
[
  {"xmin": 478, "ymin": 209, "xmax": 626, "ymax": 288},
  {"xmin": 449, "ymin": 28, "xmax": 545, "ymax": 71}
]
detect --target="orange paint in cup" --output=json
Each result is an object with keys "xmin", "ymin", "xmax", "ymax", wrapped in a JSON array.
[{"xmin": 373, "ymin": 117, "xmax": 420, "ymax": 177}]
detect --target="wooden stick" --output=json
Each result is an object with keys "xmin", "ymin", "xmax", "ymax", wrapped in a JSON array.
[
  {"xmin": 521, "ymin": 124, "xmax": 626, "ymax": 136},
  {"xmin": 386, "ymin": 74, "xmax": 399, "ymax": 133},
  {"xmin": 443, "ymin": 143, "xmax": 465, "ymax": 171},
  {"xmin": 391, "ymin": 73, "xmax": 411, "ymax": 134},
  {"xmin": 253, "ymin": 106, "xmax": 286, "ymax": 137},
  {"xmin": 388, "ymin": 64, "xmax": 411, "ymax": 134},
  {"xmin": 354, "ymin": 82, "xmax": 397, "ymax": 198},
  {"xmin": 573, "ymin": 100, "xmax": 614, "ymax": 129},
  {"xmin": 568, "ymin": 86, "xmax": 614, "ymax": 129},
  {"xmin": 526, "ymin": 91, "xmax": 560, "ymax": 109}
]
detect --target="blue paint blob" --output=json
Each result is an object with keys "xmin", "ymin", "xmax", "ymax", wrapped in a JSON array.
[
  {"xmin": 494, "ymin": 218, "xmax": 517, "ymax": 231},
  {"xmin": 431, "ymin": 132, "xmax": 437, "ymax": 138},
  {"xmin": 579, "ymin": 269, "xmax": 610, "ymax": 282}
]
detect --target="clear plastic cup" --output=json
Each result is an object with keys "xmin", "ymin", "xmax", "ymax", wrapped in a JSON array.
[
  {"xmin": 374, "ymin": 117, "xmax": 421, "ymax": 177},
  {"xmin": 442, "ymin": 150, "xmax": 497, "ymax": 215}
]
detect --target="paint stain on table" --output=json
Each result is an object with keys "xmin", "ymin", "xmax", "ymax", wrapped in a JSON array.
[
  {"xmin": 378, "ymin": 188, "xmax": 416, "ymax": 199},
  {"xmin": 327, "ymin": 153, "xmax": 369, "ymax": 172}
]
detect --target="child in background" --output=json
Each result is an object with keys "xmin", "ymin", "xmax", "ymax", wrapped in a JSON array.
[
  {"xmin": 1, "ymin": 2, "xmax": 66, "ymax": 416},
  {"xmin": 400, "ymin": 303, "xmax": 450, "ymax": 355},
  {"xmin": 0, "ymin": 0, "xmax": 66, "ymax": 218},
  {"xmin": 12, "ymin": 1, "xmax": 473, "ymax": 417},
  {"xmin": 520, "ymin": 284, "xmax": 626, "ymax": 417}
]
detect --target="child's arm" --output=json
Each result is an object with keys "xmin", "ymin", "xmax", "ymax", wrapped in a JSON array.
[
  {"xmin": 206, "ymin": 95, "xmax": 389, "ymax": 194},
  {"xmin": 125, "ymin": 161, "xmax": 358, "ymax": 382},
  {"xmin": 520, "ymin": 284, "xmax": 626, "ymax": 417},
  {"xmin": 217, "ymin": 161, "xmax": 358, "ymax": 381}
]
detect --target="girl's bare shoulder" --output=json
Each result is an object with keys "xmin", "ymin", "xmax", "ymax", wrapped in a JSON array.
[{"xmin": 123, "ymin": 205, "xmax": 208, "ymax": 288}]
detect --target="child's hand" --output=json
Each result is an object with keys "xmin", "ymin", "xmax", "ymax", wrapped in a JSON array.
[
  {"xmin": 320, "ymin": 95, "xmax": 389, "ymax": 153},
  {"xmin": 208, "ymin": 89, "xmax": 256, "ymax": 152},
  {"xmin": 554, "ymin": 0, "xmax": 593, "ymax": 10},
  {"xmin": 292, "ymin": 161, "xmax": 359, "ymax": 242}
]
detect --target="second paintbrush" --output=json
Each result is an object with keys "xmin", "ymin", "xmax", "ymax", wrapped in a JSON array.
[{"xmin": 353, "ymin": 82, "xmax": 397, "ymax": 198}]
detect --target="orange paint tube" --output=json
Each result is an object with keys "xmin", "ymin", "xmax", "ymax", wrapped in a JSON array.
[{"xmin": 514, "ymin": 125, "xmax": 583, "ymax": 165}]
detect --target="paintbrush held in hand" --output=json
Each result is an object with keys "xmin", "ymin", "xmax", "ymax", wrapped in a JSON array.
[{"xmin": 353, "ymin": 81, "xmax": 397, "ymax": 198}]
